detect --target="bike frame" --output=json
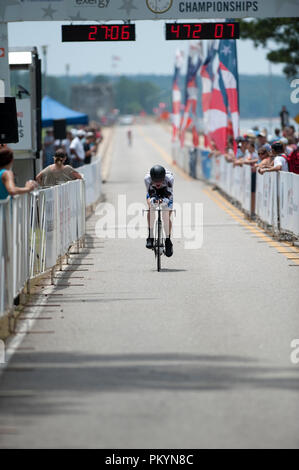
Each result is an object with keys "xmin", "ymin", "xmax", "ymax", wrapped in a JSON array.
[{"xmin": 143, "ymin": 202, "xmax": 175, "ymax": 272}]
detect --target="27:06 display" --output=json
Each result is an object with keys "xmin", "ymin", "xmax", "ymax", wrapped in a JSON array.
[{"xmin": 61, "ymin": 24, "xmax": 136, "ymax": 42}]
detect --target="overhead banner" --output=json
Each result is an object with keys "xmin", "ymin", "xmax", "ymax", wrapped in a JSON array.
[{"xmin": 0, "ymin": 0, "xmax": 298, "ymax": 22}]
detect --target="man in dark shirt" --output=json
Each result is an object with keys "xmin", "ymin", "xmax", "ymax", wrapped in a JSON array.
[{"xmin": 280, "ymin": 106, "xmax": 290, "ymax": 129}]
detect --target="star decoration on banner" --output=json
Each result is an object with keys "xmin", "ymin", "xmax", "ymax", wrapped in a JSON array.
[
  {"xmin": 274, "ymin": 0, "xmax": 299, "ymax": 12},
  {"xmin": 118, "ymin": 0, "xmax": 138, "ymax": 16},
  {"xmin": 222, "ymin": 45, "xmax": 232, "ymax": 56},
  {"xmin": 42, "ymin": 5, "xmax": 57, "ymax": 20},
  {"xmin": 0, "ymin": 0, "xmax": 20, "ymax": 20},
  {"xmin": 68, "ymin": 12, "xmax": 87, "ymax": 21}
]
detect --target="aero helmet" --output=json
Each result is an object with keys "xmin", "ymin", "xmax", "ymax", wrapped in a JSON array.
[{"xmin": 150, "ymin": 165, "xmax": 166, "ymax": 182}]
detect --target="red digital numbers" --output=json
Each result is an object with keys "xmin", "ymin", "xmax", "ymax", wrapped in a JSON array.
[
  {"xmin": 165, "ymin": 22, "xmax": 239, "ymax": 40},
  {"xmin": 193, "ymin": 24, "xmax": 202, "ymax": 39},
  {"xmin": 214, "ymin": 23, "xmax": 224, "ymax": 38},
  {"xmin": 171, "ymin": 24, "xmax": 180, "ymax": 38},
  {"xmin": 121, "ymin": 25, "xmax": 130, "ymax": 40},
  {"xmin": 183, "ymin": 24, "xmax": 191, "ymax": 38},
  {"xmin": 101, "ymin": 25, "xmax": 109, "ymax": 39},
  {"xmin": 88, "ymin": 25, "xmax": 130, "ymax": 41},
  {"xmin": 110, "ymin": 26, "xmax": 119, "ymax": 40},
  {"xmin": 88, "ymin": 26, "xmax": 97, "ymax": 41},
  {"xmin": 227, "ymin": 23, "xmax": 235, "ymax": 38},
  {"xmin": 63, "ymin": 24, "xmax": 135, "ymax": 42}
]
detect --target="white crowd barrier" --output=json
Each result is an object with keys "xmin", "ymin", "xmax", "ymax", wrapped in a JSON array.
[
  {"xmin": 173, "ymin": 146, "xmax": 299, "ymax": 239},
  {"xmin": 0, "ymin": 195, "xmax": 30, "ymax": 315},
  {"xmin": 278, "ymin": 172, "xmax": 299, "ymax": 237},
  {"xmin": 0, "ymin": 180, "xmax": 86, "ymax": 316},
  {"xmin": 255, "ymin": 172, "xmax": 279, "ymax": 232},
  {"xmin": 0, "ymin": 156, "xmax": 103, "ymax": 317},
  {"xmin": 80, "ymin": 158, "xmax": 102, "ymax": 206},
  {"xmin": 29, "ymin": 180, "xmax": 86, "ymax": 278}
]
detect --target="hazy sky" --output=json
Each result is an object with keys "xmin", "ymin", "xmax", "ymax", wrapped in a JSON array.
[{"xmin": 8, "ymin": 20, "xmax": 284, "ymax": 77}]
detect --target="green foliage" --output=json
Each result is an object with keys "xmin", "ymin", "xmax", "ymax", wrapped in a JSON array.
[
  {"xmin": 239, "ymin": 18, "xmax": 299, "ymax": 79},
  {"xmin": 113, "ymin": 76, "xmax": 161, "ymax": 114},
  {"xmin": 93, "ymin": 75, "xmax": 110, "ymax": 84},
  {"xmin": 10, "ymin": 71, "xmax": 297, "ymax": 119}
]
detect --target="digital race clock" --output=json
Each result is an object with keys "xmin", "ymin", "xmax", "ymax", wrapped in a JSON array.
[
  {"xmin": 165, "ymin": 22, "xmax": 239, "ymax": 40},
  {"xmin": 62, "ymin": 24, "xmax": 136, "ymax": 42}
]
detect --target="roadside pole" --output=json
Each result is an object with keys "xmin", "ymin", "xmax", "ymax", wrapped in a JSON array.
[{"xmin": 0, "ymin": 22, "xmax": 10, "ymax": 101}]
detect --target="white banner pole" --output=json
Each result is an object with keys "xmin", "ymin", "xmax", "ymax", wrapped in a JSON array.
[{"xmin": 0, "ymin": 22, "xmax": 10, "ymax": 101}]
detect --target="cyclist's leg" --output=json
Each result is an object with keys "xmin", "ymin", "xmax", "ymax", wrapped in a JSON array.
[
  {"xmin": 161, "ymin": 199, "xmax": 173, "ymax": 257},
  {"xmin": 161, "ymin": 199, "xmax": 173, "ymax": 238},
  {"xmin": 146, "ymin": 196, "xmax": 155, "ymax": 248}
]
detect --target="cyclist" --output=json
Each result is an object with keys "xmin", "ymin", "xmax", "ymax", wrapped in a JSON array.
[
  {"xmin": 144, "ymin": 165, "xmax": 174, "ymax": 257},
  {"xmin": 127, "ymin": 129, "xmax": 132, "ymax": 146}
]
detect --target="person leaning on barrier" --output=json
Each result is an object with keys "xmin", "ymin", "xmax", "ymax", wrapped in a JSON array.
[
  {"xmin": 0, "ymin": 146, "xmax": 37, "ymax": 200},
  {"xmin": 255, "ymin": 144, "xmax": 273, "ymax": 173},
  {"xmin": 36, "ymin": 149, "xmax": 83, "ymax": 187},
  {"xmin": 208, "ymin": 140, "xmax": 221, "ymax": 159},
  {"xmin": 258, "ymin": 142, "xmax": 288, "ymax": 175},
  {"xmin": 84, "ymin": 132, "xmax": 96, "ymax": 165},
  {"xmin": 242, "ymin": 142, "xmax": 259, "ymax": 216},
  {"xmin": 233, "ymin": 136, "xmax": 249, "ymax": 166}
]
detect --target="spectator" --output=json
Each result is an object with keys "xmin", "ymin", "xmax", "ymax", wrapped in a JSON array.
[
  {"xmin": 95, "ymin": 126, "xmax": 103, "ymax": 145},
  {"xmin": 259, "ymin": 141, "xmax": 288, "ymax": 174},
  {"xmin": 70, "ymin": 129, "xmax": 86, "ymax": 168},
  {"xmin": 256, "ymin": 131, "xmax": 267, "ymax": 150},
  {"xmin": 36, "ymin": 149, "xmax": 83, "ymax": 187},
  {"xmin": 0, "ymin": 146, "xmax": 37, "ymax": 199},
  {"xmin": 234, "ymin": 136, "xmax": 249, "ymax": 165},
  {"xmin": 88, "ymin": 130, "xmax": 98, "ymax": 155},
  {"xmin": 289, "ymin": 126, "xmax": 296, "ymax": 138},
  {"xmin": 274, "ymin": 128, "xmax": 281, "ymax": 141},
  {"xmin": 224, "ymin": 141, "xmax": 235, "ymax": 162},
  {"xmin": 280, "ymin": 106, "xmax": 290, "ymax": 129},
  {"xmin": 188, "ymin": 146, "xmax": 198, "ymax": 178},
  {"xmin": 84, "ymin": 132, "xmax": 95, "ymax": 165},
  {"xmin": 54, "ymin": 130, "xmax": 72, "ymax": 164},
  {"xmin": 208, "ymin": 140, "xmax": 221, "ymax": 159},
  {"xmin": 43, "ymin": 128, "xmax": 55, "ymax": 168},
  {"xmin": 242, "ymin": 142, "xmax": 259, "ymax": 216},
  {"xmin": 256, "ymin": 144, "xmax": 273, "ymax": 172},
  {"xmin": 280, "ymin": 137, "xmax": 288, "ymax": 154},
  {"xmin": 286, "ymin": 137, "xmax": 298, "ymax": 155}
]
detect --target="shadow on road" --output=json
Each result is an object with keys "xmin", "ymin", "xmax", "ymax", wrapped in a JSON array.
[{"xmin": 0, "ymin": 352, "xmax": 298, "ymax": 417}]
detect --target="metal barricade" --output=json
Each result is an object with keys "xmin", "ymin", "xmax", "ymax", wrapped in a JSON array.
[
  {"xmin": 175, "ymin": 146, "xmax": 299, "ymax": 239},
  {"xmin": 0, "ymin": 197, "xmax": 13, "ymax": 315},
  {"xmin": 0, "ymin": 178, "xmax": 90, "ymax": 317}
]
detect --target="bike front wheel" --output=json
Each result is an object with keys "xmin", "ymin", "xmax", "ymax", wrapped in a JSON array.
[{"xmin": 157, "ymin": 218, "xmax": 162, "ymax": 272}]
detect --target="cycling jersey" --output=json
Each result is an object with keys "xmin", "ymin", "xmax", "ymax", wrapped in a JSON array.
[{"xmin": 144, "ymin": 169, "xmax": 174, "ymax": 200}]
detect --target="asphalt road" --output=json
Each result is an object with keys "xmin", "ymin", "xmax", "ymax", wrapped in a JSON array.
[{"xmin": 0, "ymin": 123, "xmax": 298, "ymax": 449}]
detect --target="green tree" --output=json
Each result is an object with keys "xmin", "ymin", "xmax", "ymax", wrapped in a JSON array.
[
  {"xmin": 93, "ymin": 74, "xmax": 110, "ymax": 84},
  {"xmin": 114, "ymin": 77, "xmax": 161, "ymax": 114},
  {"xmin": 239, "ymin": 18, "xmax": 299, "ymax": 79}
]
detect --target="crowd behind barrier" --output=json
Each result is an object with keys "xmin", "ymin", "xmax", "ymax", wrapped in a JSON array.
[
  {"xmin": 0, "ymin": 157, "xmax": 102, "ymax": 317},
  {"xmin": 172, "ymin": 145, "xmax": 299, "ymax": 240}
]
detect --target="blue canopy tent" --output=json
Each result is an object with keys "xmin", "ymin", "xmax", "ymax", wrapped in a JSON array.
[{"xmin": 42, "ymin": 95, "xmax": 88, "ymax": 127}]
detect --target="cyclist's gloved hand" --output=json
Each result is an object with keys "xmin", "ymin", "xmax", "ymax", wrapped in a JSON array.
[{"xmin": 150, "ymin": 197, "xmax": 159, "ymax": 206}]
